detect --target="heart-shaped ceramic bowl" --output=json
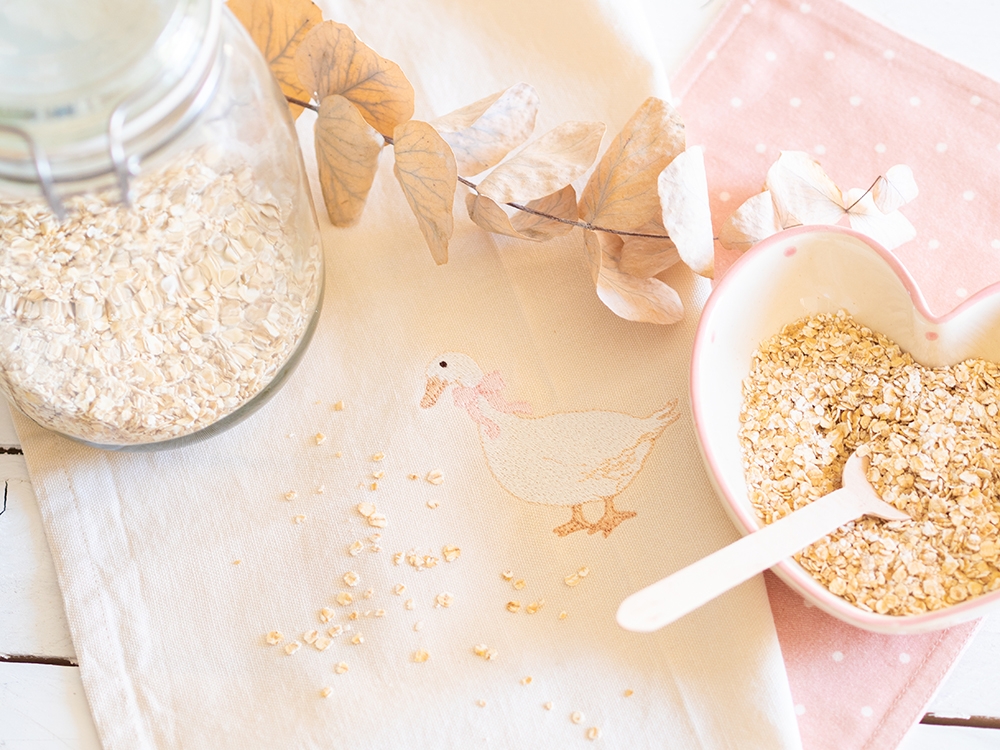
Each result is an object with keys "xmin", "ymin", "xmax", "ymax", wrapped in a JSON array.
[{"xmin": 691, "ymin": 225, "xmax": 1000, "ymax": 633}]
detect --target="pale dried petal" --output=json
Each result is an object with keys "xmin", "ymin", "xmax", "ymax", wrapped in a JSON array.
[
  {"xmin": 765, "ymin": 151, "xmax": 844, "ymax": 227},
  {"xmin": 477, "ymin": 121, "xmax": 605, "ymax": 204},
  {"xmin": 579, "ymin": 97, "xmax": 685, "ymax": 230},
  {"xmin": 314, "ymin": 95, "xmax": 383, "ymax": 227},
  {"xmin": 393, "ymin": 120, "xmax": 458, "ymax": 265},
  {"xmin": 431, "ymin": 83, "xmax": 539, "ymax": 175},
  {"xmin": 844, "ymin": 188, "xmax": 917, "ymax": 250},
  {"xmin": 658, "ymin": 147, "xmax": 714, "ymax": 278},
  {"xmin": 872, "ymin": 164, "xmax": 918, "ymax": 214},
  {"xmin": 466, "ymin": 193, "xmax": 531, "ymax": 240},
  {"xmin": 295, "ymin": 21, "xmax": 414, "ymax": 135},
  {"xmin": 718, "ymin": 191, "xmax": 782, "ymax": 252},
  {"xmin": 229, "ymin": 0, "xmax": 322, "ymax": 117}
]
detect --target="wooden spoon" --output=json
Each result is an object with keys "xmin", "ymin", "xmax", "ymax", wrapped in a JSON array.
[{"xmin": 617, "ymin": 452, "xmax": 910, "ymax": 633}]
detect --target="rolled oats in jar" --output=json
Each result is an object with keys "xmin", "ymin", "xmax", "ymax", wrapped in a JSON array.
[{"xmin": 0, "ymin": 0, "xmax": 323, "ymax": 448}]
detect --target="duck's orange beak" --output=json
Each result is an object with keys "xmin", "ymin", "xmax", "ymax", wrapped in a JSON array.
[{"xmin": 420, "ymin": 376, "xmax": 447, "ymax": 408}]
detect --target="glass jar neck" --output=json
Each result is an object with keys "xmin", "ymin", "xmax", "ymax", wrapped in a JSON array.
[{"xmin": 0, "ymin": 0, "xmax": 221, "ymax": 212}]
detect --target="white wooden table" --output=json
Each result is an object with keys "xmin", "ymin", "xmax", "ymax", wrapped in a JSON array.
[{"xmin": 3, "ymin": 1, "xmax": 1000, "ymax": 747}]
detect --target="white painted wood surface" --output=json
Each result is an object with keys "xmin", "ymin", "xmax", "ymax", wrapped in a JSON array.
[{"xmin": 2, "ymin": 1, "xmax": 1000, "ymax": 747}]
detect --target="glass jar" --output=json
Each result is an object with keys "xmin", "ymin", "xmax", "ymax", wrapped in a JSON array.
[{"xmin": 0, "ymin": 0, "xmax": 324, "ymax": 449}]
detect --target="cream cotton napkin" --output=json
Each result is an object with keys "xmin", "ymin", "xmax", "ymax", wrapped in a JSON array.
[{"xmin": 14, "ymin": 0, "xmax": 802, "ymax": 747}]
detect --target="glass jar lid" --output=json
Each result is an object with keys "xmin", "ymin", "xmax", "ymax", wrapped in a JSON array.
[{"xmin": 0, "ymin": 0, "xmax": 220, "ymax": 211}]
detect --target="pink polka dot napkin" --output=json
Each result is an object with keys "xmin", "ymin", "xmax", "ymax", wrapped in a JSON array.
[{"xmin": 672, "ymin": 0, "xmax": 995, "ymax": 746}]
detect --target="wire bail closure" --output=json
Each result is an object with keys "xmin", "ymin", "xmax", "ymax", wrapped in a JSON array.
[{"xmin": 0, "ymin": 124, "xmax": 67, "ymax": 221}]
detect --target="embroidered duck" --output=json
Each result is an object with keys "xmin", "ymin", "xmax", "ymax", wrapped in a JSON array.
[{"xmin": 420, "ymin": 353, "xmax": 679, "ymax": 538}]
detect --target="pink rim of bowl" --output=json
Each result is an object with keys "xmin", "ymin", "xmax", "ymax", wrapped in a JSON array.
[{"xmin": 690, "ymin": 224, "xmax": 1000, "ymax": 633}]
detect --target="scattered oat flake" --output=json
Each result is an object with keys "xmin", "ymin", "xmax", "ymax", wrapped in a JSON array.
[
  {"xmin": 435, "ymin": 592, "xmax": 454, "ymax": 608},
  {"xmin": 513, "ymin": 579, "xmax": 526, "ymax": 590},
  {"xmin": 303, "ymin": 629, "xmax": 319, "ymax": 644},
  {"xmin": 571, "ymin": 711, "xmax": 584, "ymax": 724},
  {"xmin": 232, "ymin": 559, "xmax": 241, "ymax": 565},
  {"xmin": 266, "ymin": 631, "xmax": 283, "ymax": 645},
  {"xmin": 351, "ymin": 634, "xmax": 364, "ymax": 645},
  {"xmin": 316, "ymin": 485, "xmax": 325, "ymax": 494},
  {"xmin": 315, "ymin": 433, "xmax": 326, "ymax": 445},
  {"xmin": 586, "ymin": 727, "xmax": 601, "ymax": 741},
  {"xmin": 426, "ymin": 499, "xmax": 440, "ymax": 509},
  {"xmin": 368, "ymin": 513, "xmax": 387, "ymax": 528},
  {"xmin": 348, "ymin": 611, "xmax": 359, "ymax": 620},
  {"xmin": 284, "ymin": 641, "xmax": 301, "ymax": 655},
  {"xmin": 375, "ymin": 609, "xmax": 385, "ymax": 617},
  {"xmin": 314, "ymin": 637, "xmax": 331, "ymax": 651},
  {"xmin": 336, "ymin": 592, "xmax": 353, "ymax": 606},
  {"xmin": 442, "ymin": 544, "xmax": 461, "ymax": 562},
  {"xmin": 521, "ymin": 676, "xmax": 533, "ymax": 686},
  {"xmin": 328, "ymin": 624, "xmax": 344, "ymax": 637},
  {"xmin": 372, "ymin": 452, "xmax": 385, "ymax": 461},
  {"xmin": 367, "ymin": 533, "xmax": 381, "ymax": 542},
  {"xmin": 473, "ymin": 644, "xmax": 499, "ymax": 661},
  {"xmin": 477, "ymin": 699, "xmax": 487, "ymax": 707},
  {"xmin": 349, "ymin": 540, "xmax": 364, "ymax": 556},
  {"xmin": 393, "ymin": 552, "xmax": 404, "ymax": 566},
  {"xmin": 335, "ymin": 662, "xmax": 349, "ymax": 674},
  {"xmin": 501, "ymin": 570, "xmax": 514, "ymax": 581},
  {"xmin": 544, "ymin": 702, "xmax": 554, "ymax": 711},
  {"xmin": 343, "ymin": 571, "xmax": 360, "ymax": 587},
  {"xmin": 369, "ymin": 482, "xmax": 378, "ymax": 491},
  {"xmin": 319, "ymin": 607, "xmax": 335, "ymax": 623},
  {"xmin": 293, "ymin": 514, "xmax": 306, "ymax": 524},
  {"xmin": 408, "ymin": 473, "xmax": 419, "ymax": 480},
  {"xmin": 371, "ymin": 471, "xmax": 384, "ymax": 480},
  {"xmin": 320, "ymin": 686, "xmax": 333, "ymax": 698},
  {"xmin": 284, "ymin": 490, "xmax": 297, "ymax": 501},
  {"xmin": 414, "ymin": 620, "xmax": 424, "ymax": 631},
  {"xmin": 526, "ymin": 600, "xmax": 544, "ymax": 614},
  {"xmin": 333, "ymin": 401, "xmax": 345, "ymax": 411},
  {"xmin": 413, "ymin": 648, "xmax": 430, "ymax": 663},
  {"xmin": 624, "ymin": 689, "xmax": 634, "ymax": 697},
  {"xmin": 558, "ymin": 611, "xmax": 568, "ymax": 620},
  {"xmin": 405, "ymin": 598, "xmax": 415, "ymax": 610},
  {"xmin": 335, "ymin": 451, "xmax": 343, "ymax": 458},
  {"xmin": 363, "ymin": 588, "xmax": 374, "ymax": 599},
  {"xmin": 357, "ymin": 502, "xmax": 376, "ymax": 517},
  {"xmin": 394, "ymin": 584, "xmax": 406, "ymax": 595},
  {"xmin": 507, "ymin": 601, "xmax": 521, "ymax": 613},
  {"xmin": 426, "ymin": 469, "xmax": 444, "ymax": 485}
]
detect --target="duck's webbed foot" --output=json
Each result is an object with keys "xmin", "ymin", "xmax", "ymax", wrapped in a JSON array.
[
  {"xmin": 553, "ymin": 504, "xmax": 592, "ymax": 536},
  {"xmin": 589, "ymin": 497, "xmax": 636, "ymax": 538}
]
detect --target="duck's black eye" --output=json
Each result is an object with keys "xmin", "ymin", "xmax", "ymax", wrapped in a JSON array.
[{"xmin": 439, "ymin": 361, "xmax": 448, "ymax": 368}]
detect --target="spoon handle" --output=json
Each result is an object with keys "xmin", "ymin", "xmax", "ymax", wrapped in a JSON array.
[{"xmin": 617, "ymin": 488, "xmax": 864, "ymax": 633}]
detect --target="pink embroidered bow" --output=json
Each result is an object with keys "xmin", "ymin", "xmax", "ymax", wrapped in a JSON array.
[{"xmin": 452, "ymin": 371, "xmax": 531, "ymax": 439}]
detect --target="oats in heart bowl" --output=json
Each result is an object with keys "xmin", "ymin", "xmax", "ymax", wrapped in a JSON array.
[
  {"xmin": 740, "ymin": 310, "xmax": 1000, "ymax": 617},
  {"xmin": 691, "ymin": 225, "xmax": 1000, "ymax": 633}
]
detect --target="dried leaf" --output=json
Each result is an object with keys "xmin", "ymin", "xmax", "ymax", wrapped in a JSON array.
[
  {"xmin": 476, "ymin": 121, "xmax": 605, "ymax": 204},
  {"xmin": 597, "ymin": 253, "xmax": 683, "ymax": 325},
  {"xmin": 509, "ymin": 185, "xmax": 577, "ymax": 241},
  {"xmin": 431, "ymin": 83, "xmax": 540, "ymax": 175},
  {"xmin": 765, "ymin": 151, "xmax": 844, "ymax": 227},
  {"xmin": 584, "ymin": 229, "xmax": 682, "ymax": 324},
  {"xmin": 229, "ymin": 0, "xmax": 322, "ymax": 117},
  {"xmin": 465, "ymin": 193, "xmax": 528, "ymax": 240},
  {"xmin": 467, "ymin": 186, "xmax": 577, "ymax": 243},
  {"xmin": 393, "ymin": 120, "xmax": 458, "ymax": 264},
  {"xmin": 579, "ymin": 97, "xmax": 685, "ymax": 231},
  {"xmin": 295, "ymin": 21, "xmax": 414, "ymax": 136},
  {"xmin": 657, "ymin": 146, "xmax": 714, "ymax": 278},
  {"xmin": 618, "ymin": 221, "xmax": 679, "ymax": 278},
  {"xmin": 314, "ymin": 95, "xmax": 383, "ymax": 226},
  {"xmin": 719, "ymin": 191, "xmax": 782, "ymax": 252},
  {"xmin": 872, "ymin": 164, "xmax": 918, "ymax": 214},
  {"xmin": 844, "ymin": 187, "xmax": 917, "ymax": 250}
]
